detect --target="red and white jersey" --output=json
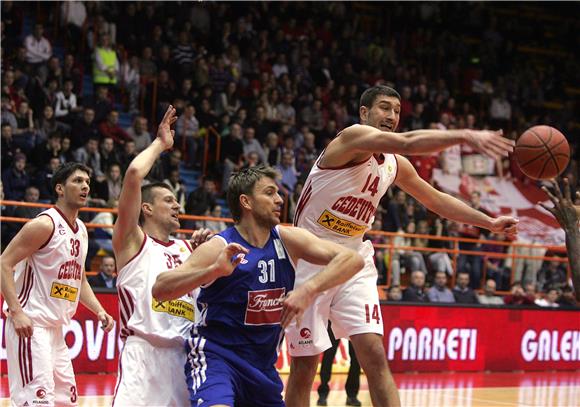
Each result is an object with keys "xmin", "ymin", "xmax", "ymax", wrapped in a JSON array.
[
  {"xmin": 116, "ymin": 235, "xmax": 197, "ymax": 347},
  {"xmin": 294, "ymin": 148, "xmax": 398, "ymax": 250},
  {"xmin": 3, "ymin": 207, "xmax": 88, "ymax": 327}
]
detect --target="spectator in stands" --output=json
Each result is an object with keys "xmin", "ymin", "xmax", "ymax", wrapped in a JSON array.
[
  {"xmin": 503, "ymin": 282, "xmax": 535, "ymax": 306},
  {"xmin": 120, "ymin": 55, "xmax": 140, "ymax": 115},
  {"xmin": 88, "ymin": 255, "xmax": 117, "ymax": 289},
  {"xmin": 175, "ymin": 103, "xmax": 200, "ymax": 167},
  {"xmin": 198, "ymin": 204, "xmax": 228, "ymax": 233},
  {"xmin": 536, "ymin": 260, "xmax": 567, "ymax": 292},
  {"xmin": 489, "ymin": 90, "xmax": 512, "ymax": 130},
  {"xmin": 163, "ymin": 168, "xmax": 186, "ymax": 214},
  {"xmin": 125, "ymin": 116, "xmax": 152, "ymax": 153},
  {"xmin": 118, "ymin": 140, "xmax": 138, "ymax": 173},
  {"xmin": 73, "ymin": 136, "xmax": 104, "ymax": 179},
  {"xmin": 93, "ymin": 163, "xmax": 123, "ymax": 204},
  {"xmin": 91, "ymin": 86, "xmax": 113, "ymax": 125},
  {"xmin": 31, "ymin": 132, "xmax": 62, "ymax": 172},
  {"xmin": 98, "ymin": 136, "xmax": 120, "ymax": 173},
  {"xmin": 535, "ymin": 287, "xmax": 560, "ymax": 308},
  {"xmin": 557, "ymin": 286, "xmax": 578, "ymax": 309},
  {"xmin": 216, "ymin": 81, "xmax": 241, "ymax": 118},
  {"xmin": 13, "ymin": 100, "xmax": 37, "ymax": 153},
  {"xmin": 92, "ymin": 33, "xmax": 119, "ymax": 92},
  {"xmin": 2, "ymin": 153, "xmax": 30, "ymax": 201},
  {"xmin": 383, "ymin": 189, "xmax": 408, "ymax": 232},
  {"xmin": 477, "ymin": 279, "xmax": 504, "ymax": 305},
  {"xmin": 90, "ymin": 199, "xmax": 117, "ymax": 260},
  {"xmin": 386, "ymin": 285, "xmax": 402, "ymax": 302},
  {"xmin": 36, "ymin": 106, "xmax": 70, "ymax": 145},
  {"xmin": 242, "ymin": 126, "xmax": 267, "ymax": 165},
  {"xmin": 196, "ymin": 98, "xmax": 219, "ymax": 129},
  {"xmin": 452, "ymin": 272, "xmax": 479, "ymax": 304},
  {"xmin": 71, "ymin": 107, "xmax": 99, "ymax": 149},
  {"xmin": 402, "ymin": 270, "xmax": 429, "ymax": 303},
  {"xmin": 427, "ymin": 271, "xmax": 455, "ymax": 303},
  {"xmin": 276, "ymin": 152, "xmax": 299, "ymax": 195},
  {"xmin": 264, "ymin": 131, "xmax": 282, "ymax": 167},
  {"xmin": 62, "ymin": 54, "xmax": 82, "ymax": 95},
  {"xmin": 523, "ymin": 282, "xmax": 539, "ymax": 302},
  {"xmin": 99, "ymin": 110, "xmax": 131, "ymax": 146},
  {"xmin": 394, "ymin": 221, "xmax": 428, "ymax": 275},
  {"xmin": 185, "ymin": 176, "xmax": 218, "ymax": 227},
  {"xmin": 33, "ymin": 157, "xmax": 61, "ymax": 201},
  {"xmin": 10, "ymin": 185, "xmax": 42, "ymax": 221},
  {"xmin": 24, "ymin": 23, "xmax": 52, "ymax": 84},
  {"xmin": 220, "ymin": 122, "xmax": 245, "ymax": 190},
  {"xmin": 60, "ymin": 1, "xmax": 87, "ymax": 54},
  {"xmin": 457, "ymin": 191, "xmax": 489, "ymax": 289},
  {"xmin": 54, "ymin": 79, "xmax": 81, "ymax": 125},
  {"xmin": 481, "ymin": 232, "xmax": 511, "ymax": 290}
]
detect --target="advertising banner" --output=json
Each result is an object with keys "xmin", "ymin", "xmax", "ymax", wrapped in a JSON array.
[{"xmin": 2, "ymin": 296, "xmax": 578, "ymax": 373}]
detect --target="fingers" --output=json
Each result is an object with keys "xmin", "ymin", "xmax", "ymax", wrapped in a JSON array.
[
  {"xmin": 16, "ymin": 326, "xmax": 33, "ymax": 338},
  {"xmin": 541, "ymin": 185, "xmax": 559, "ymax": 205},
  {"xmin": 162, "ymin": 105, "xmax": 176, "ymax": 123},
  {"xmin": 539, "ymin": 202, "xmax": 555, "ymax": 215},
  {"xmin": 225, "ymin": 243, "xmax": 249, "ymax": 256},
  {"xmin": 562, "ymin": 178, "xmax": 572, "ymax": 201}
]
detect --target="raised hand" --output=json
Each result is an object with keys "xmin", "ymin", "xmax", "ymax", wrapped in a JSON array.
[
  {"xmin": 540, "ymin": 178, "xmax": 580, "ymax": 231},
  {"xmin": 465, "ymin": 129, "xmax": 515, "ymax": 161},
  {"xmin": 157, "ymin": 105, "xmax": 178, "ymax": 150},
  {"xmin": 214, "ymin": 243, "xmax": 249, "ymax": 278},
  {"xmin": 489, "ymin": 216, "xmax": 519, "ymax": 239}
]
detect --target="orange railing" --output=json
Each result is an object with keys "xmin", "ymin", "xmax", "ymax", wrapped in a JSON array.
[{"xmin": 0, "ymin": 201, "xmax": 569, "ymax": 292}]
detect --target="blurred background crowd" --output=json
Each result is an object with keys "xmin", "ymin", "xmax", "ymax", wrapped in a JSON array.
[{"xmin": 1, "ymin": 1, "xmax": 578, "ymax": 307}]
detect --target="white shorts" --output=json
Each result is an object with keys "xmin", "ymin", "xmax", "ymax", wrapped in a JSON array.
[
  {"xmin": 5, "ymin": 320, "xmax": 78, "ymax": 406},
  {"xmin": 286, "ymin": 241, "xmax": 383, "ymax": 357},
  {"xmin": 112, "ymin": 335, "xmax": 189, "ymax": 407}
]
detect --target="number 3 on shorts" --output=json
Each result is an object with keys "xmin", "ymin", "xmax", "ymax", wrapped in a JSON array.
[{"xmin": 364, "ymin": 303, "xmax": 381, "ymax": 323}]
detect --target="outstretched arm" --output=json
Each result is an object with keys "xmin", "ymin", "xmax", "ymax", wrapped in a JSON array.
[
  {"xmin": 395, "ymin": 155, "xmax": 518, "ymax": 237},
  {"xmin": 278, "ymin": 226, "xmax": 365, "ymax": 328},
  {"xmin": 113, "ymin": 106, "xmax": 177, "ymax": 268},
  {"xmin": 323, "ymin": 124, "xmax": 514, "ymax": 167},
  {"xmin": 540, "ymin": 178, "xmax": 580, "ymax": 300},
  {"xmin": 152, "ymin": 238, "xmax": 248, "ymax": 301}
]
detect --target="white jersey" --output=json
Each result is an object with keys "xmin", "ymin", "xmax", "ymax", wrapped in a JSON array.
[
  {"xmin": 116, "ymin": 234, "xmax": 197, "ymax": 347},
  {"xmin": 294, "ymin": 149, "xmax": 398, "ymax": 251},
  {"xmin": 3, "ymin": 207, "xmax": 88, "ymax": 327}
]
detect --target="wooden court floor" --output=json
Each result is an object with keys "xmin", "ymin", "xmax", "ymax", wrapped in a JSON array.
[{"xmin": 1, "ymin": 371, "xmax": 579, "ymax": 406}]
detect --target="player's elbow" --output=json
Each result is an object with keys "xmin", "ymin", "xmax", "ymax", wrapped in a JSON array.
[
  {"xmin": 151, "ymin": 275, "xmax": 172, "ymax": 301},
  {"xmin": 352, "ymin": 252, "xmax": 365, "ymax": 273}
]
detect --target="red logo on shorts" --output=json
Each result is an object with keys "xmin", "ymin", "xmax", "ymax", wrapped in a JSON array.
[
  {"xmin": 300, "ymin": 328, "xmax": 312, "ymax": 338},
  {"xmin": 36, "ymin": 388, "xmax": 46, "ymax": 399},
  {"xmin": 245, "ymin": 288, "xmax": 286, "ymax": 326}
]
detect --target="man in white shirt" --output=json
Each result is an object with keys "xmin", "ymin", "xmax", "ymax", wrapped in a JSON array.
[{"xmin": 24, "ymin": 23, "xmax": 52, "ymax": 84}]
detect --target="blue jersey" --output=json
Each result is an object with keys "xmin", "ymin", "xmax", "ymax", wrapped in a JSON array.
[{"xmin": 195, "ymin": 225, "xmax": 295, "ymax": 369}]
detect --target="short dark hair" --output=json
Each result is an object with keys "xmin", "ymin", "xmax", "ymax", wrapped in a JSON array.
[
  {"xmin": 227, "ymin": 165, "xmax": 279, "ymax": 222},
  {"xmin": 139, "ymin": 182, "xmax": 174, "ymax": 225},
  {"xmin": 359, "ymin": 85, "xmax": 401, "ymax": 109},
  {"xmin": 51, "ymin": 162, "xmax": 92, "ymax": 197}
]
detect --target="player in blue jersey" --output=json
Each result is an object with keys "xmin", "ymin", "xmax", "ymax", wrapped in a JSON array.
[{"xmin": 152, "ymin": 166, "xmax": 365, "ymax": 407}]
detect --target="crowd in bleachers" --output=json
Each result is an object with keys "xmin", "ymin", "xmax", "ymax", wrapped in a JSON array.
[{"xmin": 1, "ymin": 1, "xmax": 578, "ymax": 307}]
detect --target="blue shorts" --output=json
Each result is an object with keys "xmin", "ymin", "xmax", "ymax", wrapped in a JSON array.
[{"xmin": 185, "ymin": 335, "xmax": 284, "ymax": 407}]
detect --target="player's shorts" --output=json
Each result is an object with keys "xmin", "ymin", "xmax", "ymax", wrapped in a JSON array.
[
  {"xmin": 286, "ymin": 240, "xmax": 383, "ymax": 357},
  {"xmin": 5, "ymin": 321, "xmax": 78, "ymax": 406},
  {"xmin": 185, "ymin": 334, "xmax": 284, "ymax": 407},
  {"xmin": 112, "ymin": 335, "xmax": 189, "ymax": 406}
]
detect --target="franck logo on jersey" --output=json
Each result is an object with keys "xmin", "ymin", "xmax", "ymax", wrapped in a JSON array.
[{"xmin": 245, "ymin": 288, "xmax": 286, "ymax": 326}]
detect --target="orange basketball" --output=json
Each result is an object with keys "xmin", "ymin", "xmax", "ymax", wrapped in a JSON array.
[{"xmin": 514, "ymin": 125, "xmax": 570, "ymax": 180}]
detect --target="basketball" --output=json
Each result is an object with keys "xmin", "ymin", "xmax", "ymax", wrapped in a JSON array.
[{"xmin": 514, "ymin": 125, "xmax": 570, "ymax": 180}]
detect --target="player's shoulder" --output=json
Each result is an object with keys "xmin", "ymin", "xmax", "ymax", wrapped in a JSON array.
[{"xmin": 27, "ymin": 213, "xmax": 55, "ymax": 232}]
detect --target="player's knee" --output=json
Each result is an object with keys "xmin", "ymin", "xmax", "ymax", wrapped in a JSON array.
[{"xmin": 289, "ymin": 356, "xmax": 318, "ymax": 383}]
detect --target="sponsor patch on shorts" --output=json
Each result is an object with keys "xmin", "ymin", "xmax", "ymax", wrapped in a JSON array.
[
  {"xmin": 317, "ymin": 210, "xmax": 366, "ymax": 237},
  {"xmin": 49, "ymin": 282, "xmax": 78, "ymax": 302},
  {"xmin": 152, "ymin": 299, "xmax": 195, "ymax": 321}
]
